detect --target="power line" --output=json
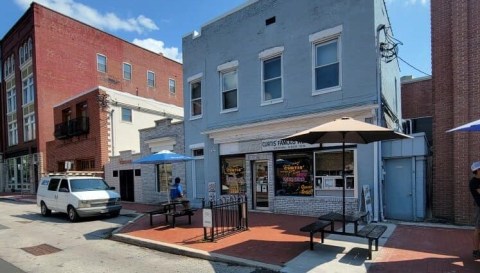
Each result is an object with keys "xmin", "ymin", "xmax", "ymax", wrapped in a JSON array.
[{"xmin": 397, "ymin": 56, "xmax": 431, "ymax": 76}]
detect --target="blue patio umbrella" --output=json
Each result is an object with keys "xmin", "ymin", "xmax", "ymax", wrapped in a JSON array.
[
  {"xmin": 133, "ymin": 150, "xmax": 193, "ymax": 202},
  {"xmin": 446, "ymin": 118, "xmax": 480, "ymax": 132},
  {"xmin": 133, "ymin": 150, "xmax": 193, "ymax": 164}
]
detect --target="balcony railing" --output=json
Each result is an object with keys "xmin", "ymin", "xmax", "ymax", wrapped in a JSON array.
[{"xmin": 54, "ymin": 117, "xmax": 89, "ymax": 139}]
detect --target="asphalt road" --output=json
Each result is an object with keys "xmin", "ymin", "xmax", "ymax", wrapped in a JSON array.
[{"xmin": 0, "ymin": 199, "xmax": 269, "ymax": 273}]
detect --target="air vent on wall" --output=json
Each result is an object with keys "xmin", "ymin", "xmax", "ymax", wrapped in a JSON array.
[{"xmin": 266, "ymin": 16, "xmax": 276, "ymax": 26}]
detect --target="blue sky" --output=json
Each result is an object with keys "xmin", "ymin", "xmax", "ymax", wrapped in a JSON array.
[{"xmin": 0, "ymin": 0, "xmax": 431, "ymax": 78}]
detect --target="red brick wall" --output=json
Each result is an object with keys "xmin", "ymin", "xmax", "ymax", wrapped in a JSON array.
[
  {"xmin": 2, "ymin": 3, "xmax": 182, "ymax": 174},
  {"xmin": 401, "ymin": 77, "xmax": 432, "ymax": 119},
  {"xmin": 0, "ymin": 9, "xmax": 37, "ymax": 157},
  {"xmin": 46, "ymin": 89, "xmax": 109, "ymax": 172},
  {"xmin": 431, "ymin": 0, "xmax": 480, "ymax": 224}
]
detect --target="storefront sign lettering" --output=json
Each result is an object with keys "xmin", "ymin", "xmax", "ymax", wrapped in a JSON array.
[{"xmin": 261, "ymin": 139, "xmax": 320, "ymax": 151}]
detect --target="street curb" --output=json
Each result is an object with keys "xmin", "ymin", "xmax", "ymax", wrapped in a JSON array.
[{"xmin": 111, "ymin": 233, "xmax": 282, "ymax": 272}]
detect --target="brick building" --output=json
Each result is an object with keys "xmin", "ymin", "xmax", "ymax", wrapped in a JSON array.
[
  {"xmin": 401, "ymin": 76, "xmax": 433, "ymax": 146},
  {"xmin": 431, "ymin": 1, "xmax": 480, "ymax": 224},
  {"xmin": 46, "ymin": 86, "xmax": 183, "ymax": 174},
  {"xmin": 0, "ymin": 3, "xmax": 183, "ymax": 193}
]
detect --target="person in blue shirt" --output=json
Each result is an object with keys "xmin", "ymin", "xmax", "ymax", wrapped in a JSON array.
[{"xmin": 170, "ymin": 177, "xmax": 190, "ymax": 209}]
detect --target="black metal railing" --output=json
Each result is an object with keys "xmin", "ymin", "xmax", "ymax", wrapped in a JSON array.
[
  {"xmin": 54, "ymin": 117, "xmax": 89, "ymax": 139},
  {"xmin": 203, "ymin": 195, "xmax": 248, "ymax": 242}
]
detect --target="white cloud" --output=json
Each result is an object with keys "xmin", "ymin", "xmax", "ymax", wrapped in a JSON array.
[
  {"xmin": 132, "ymin": 38, "xmax": 182, "ymax": 63},
  {"xmin": 15, "ymin": 0, "xmax": 159, "ymax": 34}
]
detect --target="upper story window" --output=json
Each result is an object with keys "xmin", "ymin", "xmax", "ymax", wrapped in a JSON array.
[
  {"xmin": 218, "ymin": 61, "xmax": 239, "ymax": 112},
  {"xmin": 19, "ymin": 38, "xmax": 33, "ymax": 66},
  {"xmin": 123, "ymin": 63, "xmax": 132, "ymax": 80},
  {"xmin": 62, "ymin": 108, "xmax": 72, "ymax": 122},
  {"xmin": 24, "ymin": 112, "xmax": 36, "ymax": 142},
  {"xmin": 310, "ymin": 25, "xmax": 342, "ymax": 94},
  {"xmin": 259, "ymin": 47, "xmax": 284, "ymax": 104},
  {"xmin": 8, "ymin": 120, "xmax": 18, "ymax": 147},
  {"xmin": 121, "ymin": 107, "xmax": 132, "ymax": 122},
  {"xmin": 21, "ymin": 65, "xmax": 34, "ymax": 105},
  {"xmin": 97, "ymin": 54, "xmax": 107, "ymax": 73},
  {"xmin": 262, "ymin": 56, "xmax": 282, "ymax": 102},
  {"xmin": 188, "ymin": 73, "xmax": 203, "ymax": 119},
  {"xmin": 6, "ymin": 78, "xmax": 16, "ymax": 113},
  {"xmin": 147, "ymin": 71, "xmax": 155, "ymax": 87},
  {"xmin": 169, "ymin": 78, "xmax": 176, "ymax": 94},
  {"xmin": 4, "ymin": 54, "xmax": 15, "ymax": 79}
]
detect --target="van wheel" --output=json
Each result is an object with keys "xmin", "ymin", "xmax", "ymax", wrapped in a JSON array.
[
  {"xmin": 67, "ymin": 206, "xmax": 79, "ymax": 222},
  {"xmin": 40, "ymin": 202, "xmax": 51, "ymax": 216}
]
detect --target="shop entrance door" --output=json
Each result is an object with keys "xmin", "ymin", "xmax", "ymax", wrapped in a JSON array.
[
  {"xmin": 252, "ymin": 161, "xmax": 269, "ymax": 210},
  {"xmin": 119, "ymin": 170, "xmax": 134, "ymax": 202}
]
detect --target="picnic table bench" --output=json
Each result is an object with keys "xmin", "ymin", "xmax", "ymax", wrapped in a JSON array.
[
  {"xmin": 356, "ymin": 224, "xmax": 388, "ymax": 259},
  {"xmin": 300, "ymin": 211, "xmax": 386, "ymax": 260},
  {"xmin": 146, "ymin": 201, "xmax": 196, "ymax": 227},
  {"xmin": 299, "ymin": 220, "xmax": 332, "ymax": 250}
]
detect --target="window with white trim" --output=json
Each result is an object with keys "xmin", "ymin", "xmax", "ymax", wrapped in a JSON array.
[
  {"xmin": 97, "ymin": 54, "xmax": 107, "ymax": 73},
  {"xmin": 310, "ymin": 25, "xmax": 342, "ymax": 93},
  {"xmin": 262, "ymin": 55, "xmax": 282, "ymax": 103},
  {"xmin": 22, "ymin": 66, "xmax": 34, "ymax": 105},
  {"xmin": 147, "ymin": 71, "xmax": 155, "ymax": 87},
  {"xmin": 121, "ymin": 107, "xmax": 132, "ymax": 122},
  {"xmin": 314, "ymin": 39, "xmax": 340, "ymax": 91},
  {"xmin": 4, "ymin": 54, "xmax": 15, "ymax": 79},
  {"xmin": 24, "ymin": 112, "xmax": 36, "ymax": 141},
  {"xmin": 221, "ymin": 70, "xmax": 238, "ymax": 111},
  {"xmin": 19, "ymin": 38, "xmax": 33, "ymax": 66},
  {"xmin": 123, "ymin": 63, "xmax": 132, "ymax": 80},
  {"xmin": 8, "ymin": 121, "xmax": 18, "ymax": 146},
  {"xmin": 169, "ymin": 78, "xmax": 176, "ymax": 94},
  {"xmin": 6, "ymin": 78, "xmax": 16, "ymax": 113},
  {"xmin": 191, "ymin": 79, "xmax": 202, "ymax": 118}
]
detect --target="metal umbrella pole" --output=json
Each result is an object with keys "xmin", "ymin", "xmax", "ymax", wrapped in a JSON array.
[{"xmin": 342, "ymin": 133, "xmax": 346, "ymax": 233}]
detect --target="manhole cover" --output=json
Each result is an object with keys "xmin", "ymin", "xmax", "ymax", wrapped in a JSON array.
[
  {"xmin": 21, "ymin": 244, "xmax": 62, "ymax": 256},
  {"xmin": 0, "ymin": 224, "xmax": 9, "ymax": 230}
]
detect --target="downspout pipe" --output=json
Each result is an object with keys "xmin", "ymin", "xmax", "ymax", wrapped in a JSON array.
[
  {"xmin": 110, "ymin": 109, "xmax": 115, "ymax": 156},
  {"xmin": 374, "ymin": 24, "xmax": 386, "ymax": 222}
]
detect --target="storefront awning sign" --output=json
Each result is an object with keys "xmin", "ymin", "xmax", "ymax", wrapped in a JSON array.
[{"xmin": 261, "ymin": 139, "xmax": 320, "ymax": 151}]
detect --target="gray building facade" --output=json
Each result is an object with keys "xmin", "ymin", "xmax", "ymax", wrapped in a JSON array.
[{"xmin": 182, "ymin": 0, "xmax": 401, "ymax": 219}]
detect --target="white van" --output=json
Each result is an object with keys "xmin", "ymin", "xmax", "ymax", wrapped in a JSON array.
[{"xmin": 37, "ymin": 174, "xmax": 122, "ymax": 222}]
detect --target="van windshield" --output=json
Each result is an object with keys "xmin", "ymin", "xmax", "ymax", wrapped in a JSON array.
[{"xmin": 70, "ymin": 179, "xmax": 110, "ymax": 192}]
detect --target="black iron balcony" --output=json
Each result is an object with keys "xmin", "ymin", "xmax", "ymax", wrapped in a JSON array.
[{"xmin": 54, "ymin": 117, "xmax": 89, "ymax": 139}]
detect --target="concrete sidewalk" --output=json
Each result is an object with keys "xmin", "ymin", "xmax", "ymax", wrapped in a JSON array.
[{"xmin": 2, "ymin": 194, "xmax": 479, "ymax": 272}]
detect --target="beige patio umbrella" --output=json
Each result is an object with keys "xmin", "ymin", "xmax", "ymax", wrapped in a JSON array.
[{"xmin": 283, "ymin": 117, "xmax": 411, "ymax": 232}]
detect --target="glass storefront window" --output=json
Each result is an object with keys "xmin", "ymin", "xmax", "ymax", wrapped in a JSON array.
[
  {"xmin": 274, "ymin": 152, "xmax": 313, "ymax": 196},
  {"xmin": 156, "ymin": 163, "xmax": 172, "ymax": 192},
  {"xmin": 220, "ymin": 156, "xmax": 246, "ymax": 195},
  {"xmin": 314, "ymin": 149, "xmax": 355, "ymax": 194}
]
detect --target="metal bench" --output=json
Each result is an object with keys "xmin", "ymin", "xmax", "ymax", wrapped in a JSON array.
[
  {"xmin": 356, "ymin": 224, "xmax": 388, "ymax": 259},
  {"xmin": 299, "ymin": 220, "xmax": 332, "ymax": 250},
  {"xmin": 165, "ymin": 208, "xmax": 197, "ymax": 228},
  {"xmin": 146, "ymin": 206, "xmax": 169, "ymax": 226}
]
